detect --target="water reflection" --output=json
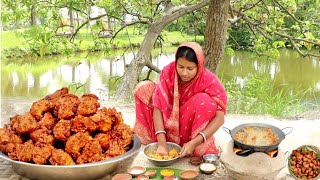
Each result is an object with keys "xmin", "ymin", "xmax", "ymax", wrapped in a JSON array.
[{"xmin": 1, "ymin": 50, "xmax": 320, "ymax": 104}]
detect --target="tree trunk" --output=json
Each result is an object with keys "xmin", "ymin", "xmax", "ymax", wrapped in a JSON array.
[
  {"xmin": 69, "ymin": 9, "xmax": 74, "ymax": 27},
  {"xmin": 107, "ymin": 16, "xmax": 112, "ymax": 30},
  {"xmin": 113, "ymin": 24, "xmax": 163, "ymax": 101},
  {"xmin": 113, "ymin": 0, "xmax": 210, "ymax": 101},
  {"xmin": 204, "ymin": 0, "xmax": 230, "ymax": 73},
  {"xmin": 30, "ymin": 4, "xmax": 37, "ymax": 26}
]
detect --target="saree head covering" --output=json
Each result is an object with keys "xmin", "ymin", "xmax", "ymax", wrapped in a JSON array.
[{"xmin": 134, "ymin": 42, "xmax": 227, "ymax": 156}]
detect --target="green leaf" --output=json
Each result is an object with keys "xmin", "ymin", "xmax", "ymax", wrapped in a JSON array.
[
  {"xmin": 272, "ymin": 41, "xmax": 286, "ymax": 48},
  {"xmin": 225, "ymin": 47, "xmax": 234, "ymax": 55},
  {"xmin": 275, "ymin": 18, "xmax": 284, "ymax": 26}
]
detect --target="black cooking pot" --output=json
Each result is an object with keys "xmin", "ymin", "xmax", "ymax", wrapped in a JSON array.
[{"xmin": 222, "ymin": 123, "xmax": 293, "ymax": 152}]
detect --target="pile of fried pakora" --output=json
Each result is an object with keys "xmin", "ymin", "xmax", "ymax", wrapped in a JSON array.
[{"xmin": 0, "ymin": 88, "xmax": 133, "ymax": 165}]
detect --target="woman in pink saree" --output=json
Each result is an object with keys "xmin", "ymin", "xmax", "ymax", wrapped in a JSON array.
[{"xmin": 133, "ymin": 42, "xmax": 227, "ymax": 157}]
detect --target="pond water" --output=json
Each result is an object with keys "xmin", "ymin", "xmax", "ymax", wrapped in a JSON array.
[{"xmin": 1, "ymin": 49, "xmax": 320, "ymax": 106}]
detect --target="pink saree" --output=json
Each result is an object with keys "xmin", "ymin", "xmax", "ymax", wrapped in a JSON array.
[{"xmin": 133, "ymin": 42, "xmax": 227, "ymax": 156}]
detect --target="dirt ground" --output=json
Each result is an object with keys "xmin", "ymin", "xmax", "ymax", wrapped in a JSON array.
[{"xmin": 1, "ymin": 98, "xmax": 319, "ymax": 180}]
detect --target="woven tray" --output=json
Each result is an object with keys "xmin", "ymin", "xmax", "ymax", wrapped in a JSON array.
[{"xmin": 288, "ymin": 145, "xmax": 320, "ymax": 180}]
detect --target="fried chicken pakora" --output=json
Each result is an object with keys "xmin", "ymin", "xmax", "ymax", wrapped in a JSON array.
[
  {"xmin": 44, "ymin": 87, "xmax": 68, "ymax": 103},
  {"xmin": 10, "ymin": 112, "xmax": 37, "ymax": 134},
  {"xmin": 112, "ymin": 124, "xmax": 134, "ymax": 150},
  {"xmin": 33, "ymin": 144, "xmax": 54, "ymax": 164},
  {"xmin": 8, "ymin": 140, "xmax": 34, "ymax": 162},
  {"xmin": 30, "ymin": 99, "xmax": 54, "ymax": 121},
  {"xmin": 76, "ymin": 139, "xmax": 103, "ymax": 164},
  {"xmin": 65, "ymin": 132, "xmax": 92, "ymax": 159},
  {"xmin": 49, "ymin": 149, "xmax": 75, "ymax": 165},
  {"xmin": 90, "ymin": 108, "xmax": 113, "ymax": 133},
  {"xmin": 0, "ymin": 125, "xmax": 22, "ymax": 153},
  {"xmin": 71, "ymin": 115, "xmax": 97, "ymax": 133},
  {"xmin": 77, "ymin": 94, "xmax": 100, "ymax": 116},
  {"xmin": 30, "ymin": 128, "xmax": 55, "ymax": 146},
  {"xmin": 37, "ymin": 112, "xmax": 56, "ymax": 130},
  {"xmin": 105, "ymin": 137, "xmax": 126, "ymax": 158},
  {"xmin": 54, "ymin": 94, "xmax": 80, "ymax": 119},
  {"xmin": 53, "ymin": 119, "xmax": 71, "ymax": 142},
  {"xmin": 102, "ymin": 107, "xmax": 124, "ymax": 126},
  {"xmin": 94, "ymin": 133, "xmax": 112, "ymax": 150},
  {"xmin": 0, "ymin": 87, "xmax": 134, "ymax": 166}
]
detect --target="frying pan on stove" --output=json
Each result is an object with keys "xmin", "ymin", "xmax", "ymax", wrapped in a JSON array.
[{"xmin": 222, "ymin": 123, "xmax": 293, "ymax": 152}]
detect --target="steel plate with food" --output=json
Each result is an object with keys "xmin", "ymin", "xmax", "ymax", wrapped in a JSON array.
[
  {"xmin": 0, "ymin": 88, "xmax": 141, "ymax": 180},
  {"xmin": 144, "ymin": 142, "xmax": 181, "ymax": 167},
  {"xmin": 223, "ymin": 123, "xmax": 293, "ymax": 152}
]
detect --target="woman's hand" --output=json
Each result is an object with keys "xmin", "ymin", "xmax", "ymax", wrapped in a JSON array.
[
  {"xmin": 179, "ymin": 140, "xmax": 197, "ymax": 158},
  {"xmin": 153, "ymin": 108, "xmax": 168, "ymax": 155},
  {"xmin": 156, "ymin": 142, "xmax": 169, "ymax": 155}
]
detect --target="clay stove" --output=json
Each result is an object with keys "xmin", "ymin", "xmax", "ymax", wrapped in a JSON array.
[{"xmin": 220, "ymin": 140, "xmax": 286, "ymax": 180}]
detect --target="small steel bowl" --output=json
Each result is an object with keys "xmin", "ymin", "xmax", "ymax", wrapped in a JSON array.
[
  {"xmin": 202, "ymin": 154, "xmax": 220, "ymax": 166},
  {"xmin": 143, "ymin": 142, "xmax": 181, "ymax": 167}
]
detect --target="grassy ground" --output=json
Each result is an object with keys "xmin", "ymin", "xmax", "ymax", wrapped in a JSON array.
[
  {"xmin": 1, "ymin": 29, "xmax": 28, "ymax": 49},
  {"xmin": 1, "ymin": 27, "xmax": 203, "ymax": 53}
]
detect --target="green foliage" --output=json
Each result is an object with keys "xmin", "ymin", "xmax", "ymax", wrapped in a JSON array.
[
  {"xmin": 107, "ymin": 76, "xmax": 122, "ymax": 98},
  {"xmin": 1, "ymin": 0, "xmax": 319, "ymax": 59},
  {"xmin": 1, "ymin": 0, "xmax": 30, "ymax": 24},
  {"xmin": 228, "ymin": 23, "xmax": 255, "ymax": 50},
  {"xmin": 227, "ymin": 0, "xmax": 320, "ymax": 56},
  {"xmin": 223, "ymin": 74, "xmax": 309, "ymax": 117},
  {"xmin": 68, "ymin": 82, "xmax": 87, "ymax": 96},
  {"xmin": 22, "ymin": 26, "xmax": 77, "ymax": 56},
  {"xmin": 272, "ymin": 41, "xmax": 286, "ymax": 48},
  {"xmin": 300, "ymin": 32, "xmax": 316, "ymax": 50},
  {"xmin": 2, "ymin": 47, "xmax": 29, "ymax": 59},
  {"xmin": 225, "ymin": 45, "xmax": 235, "ymax": 55},
  {"xmin": 166, "ymin": 9, "xmax": 207, "ymax": 36}
]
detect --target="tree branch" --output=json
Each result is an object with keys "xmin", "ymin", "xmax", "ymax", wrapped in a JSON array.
[
  {"xmin": 142, "ymin": 69, "xmax": 153, "ymax": 81},
  {"xmin": 110, "ymin": 20, "xmax": 150, "ymax": 43},
  {"xmin": 146, "ymin": 61, "xmax": 161, "ymax": 73},
  {"xmin": 228, "ymin": 34, "xmax": 242, "ymax": 49},
  {"xmin": 241, "ymin": 13, "xmax": 273, "ymax": 40},
  {"xmin": 272, "ymin": 0, "xmax": 303, "ymax": 24},
  {"xmin": 160, "ymin": 0, "xmax": 210, "ymax": 25},
  {"xmin": 230, "ymin": 5, "xmax": 320, "ymax": 58},
  {"xmin": 116, "ymin": 0, "xmax": 153, "ymax": 22},
  {"xmin": 261, "ymin": 0, "xmax": 271, "ymax": 15},
  {"xmin": 242, "ymin": 0, "xmax": 263, "ymax": 13},
  {"xmin": 37, "ymin": 1, "xmax": 88, "ymax": 15},
  {"xmin": 229, "ymin": 4, "xmax": 235, "ymax": 18},
  {"xmin": 273, "ymin": 31, "xmax": 320, "ymax": 46},
  {"xmin": 288, "ymin": 38, "xmax": 320, "ymax": 58},
  {"xmin": 154, "ymin": 0, "xmax": 166, "ymax": 16},
  {"xmin": 246, "ymin": 23, "xmax": 259, "ymax": 40},
  {"xmin": 70, "ymin": 13, "xmax": 108, "ymax": 41}
]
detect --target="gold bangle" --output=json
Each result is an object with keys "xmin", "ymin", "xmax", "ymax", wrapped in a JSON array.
[
  {"xmin": 155, "ymin": 130, "xmax": 166, "ymax": 136},
  {"xmin": 199, "ymin": 132, "xmax": 207, "ymax": 142}
]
